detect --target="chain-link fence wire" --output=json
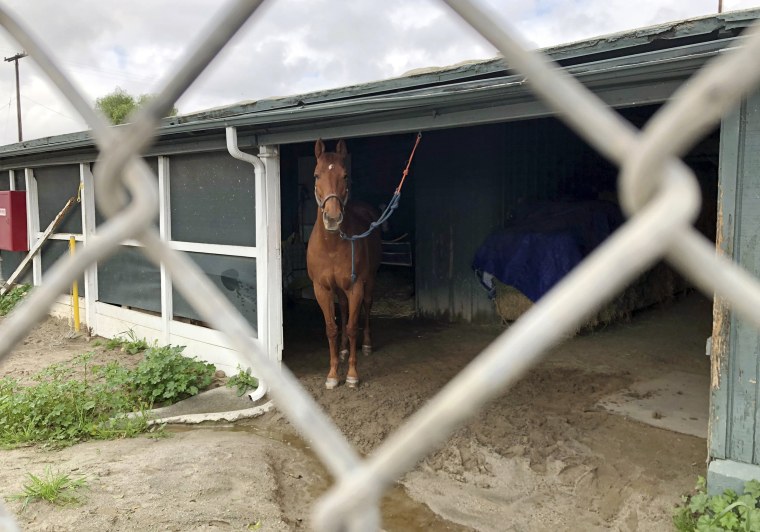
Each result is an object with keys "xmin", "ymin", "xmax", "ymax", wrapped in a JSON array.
[{"xmin": 1, "ymin": 1, "xmax": 760, "ymax": 530}]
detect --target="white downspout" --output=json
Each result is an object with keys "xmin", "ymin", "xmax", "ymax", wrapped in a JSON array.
[{"xmin": 226, "ymin": 126, "xmax": 268, "ymax": 403}]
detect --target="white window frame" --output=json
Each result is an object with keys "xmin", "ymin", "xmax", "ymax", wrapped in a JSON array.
[{"xmin": 23, "ymin": 147, "xmax": 284, "ymax": 375}]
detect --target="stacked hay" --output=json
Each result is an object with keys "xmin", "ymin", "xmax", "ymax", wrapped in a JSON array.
[{"xmin": 493, "ymin": 261, "xmax": 688, "ymax": 331}]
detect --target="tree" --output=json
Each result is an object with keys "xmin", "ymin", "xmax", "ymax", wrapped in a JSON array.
[{"xmin": 95, "ymin": 87, "xmax": 178, "ymax": 125}]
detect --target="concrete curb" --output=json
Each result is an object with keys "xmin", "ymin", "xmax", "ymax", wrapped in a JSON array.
[{"xmin": 146, "ymin": 400, "xmax": 275, "ymax": 426}]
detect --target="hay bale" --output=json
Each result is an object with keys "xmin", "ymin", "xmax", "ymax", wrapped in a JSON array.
[
  {"xmin": 493, "ymin": 284, "xmax": 533, "ymax": 322},
  {"xmin": 492, "ymin": 262, "xmax": 688, "ymax": 331}
]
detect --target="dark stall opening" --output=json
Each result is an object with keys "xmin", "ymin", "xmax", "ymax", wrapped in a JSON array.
[
  {"xmin": 449, "ymin": 104, "xmax": 719, "ymax": 328},
  {"xmin": 278, "ymin": 103, "xmax": 719, "ymax": 332}
]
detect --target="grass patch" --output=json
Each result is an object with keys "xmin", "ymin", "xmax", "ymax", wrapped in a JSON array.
[
  {"xmin": 0, "ymin": 284, "xmax": 31, "ymax": 316},
  {"xmin": 0, "ymin": 345, "xmax": 216, "ymax": 448},
  {"xmin": 674, "ymin": 476, "xmax": 760, "ymax": 531},
  {"xmin": 7, "ymin": 467, "xmax": 88, "ymax": 510}
]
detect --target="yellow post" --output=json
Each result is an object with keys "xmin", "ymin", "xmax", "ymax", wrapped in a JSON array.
[{"xmin": 69, "ymin": 236, "xmax": 80, "ymax": 333}]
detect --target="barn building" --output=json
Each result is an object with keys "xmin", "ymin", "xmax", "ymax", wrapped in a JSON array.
[{"xmin": 1, "ymin": 9, "xmax": 759, "ymax": 493}]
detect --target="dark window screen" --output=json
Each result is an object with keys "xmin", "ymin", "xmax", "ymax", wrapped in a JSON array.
[
  {"xmin": 94, "ymin": 159, "xmax": 158, "ymax": 228},
  {"xmin": 172, "ymin": 252, "xmax": 257, "ymax": 331},
  {"xmin": 13, "ymin": 171, "xmax": 24, "ymax": 191},
  {"xmin": 97, "ymin": 245, "xmax": 161, "ymax": 313},
  {"xmin": 35, "ymin": 165, "xmax": 81, "ymax": 234},
  {"xmin": 41, "ymin": 240, "xmax": 84, "ymax": 289},
  {"xmin": 0, "ymin": 171, "xmax": 8, "ymax": 191},
  {"xmin": 169, "ymin": 152, "xmax": 256, "ymax": 247}
]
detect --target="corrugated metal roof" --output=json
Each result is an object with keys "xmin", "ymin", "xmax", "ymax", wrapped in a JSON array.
[{"xmin": 0, "ymin": 8, "xmax": 757, "ymax": 159}]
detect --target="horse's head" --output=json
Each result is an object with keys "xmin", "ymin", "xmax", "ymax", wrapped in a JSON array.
[{"xmin": 313, "ymin": 138, "xmax": 350, "ymax": 232}]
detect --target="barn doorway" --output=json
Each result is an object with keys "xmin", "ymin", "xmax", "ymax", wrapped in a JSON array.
[{"xmin": 279, "ymin": 134, "xmax": 419, "ymax": 322}]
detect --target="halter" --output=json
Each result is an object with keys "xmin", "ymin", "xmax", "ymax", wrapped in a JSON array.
[{"xmin": 314, "ymin": 186, "xmax": 349, "ymax": 210}]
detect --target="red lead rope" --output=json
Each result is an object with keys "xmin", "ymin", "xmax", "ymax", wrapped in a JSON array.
[{"xmin": 395, "ymin": 132, "xmax": 422, "ymax": 194}]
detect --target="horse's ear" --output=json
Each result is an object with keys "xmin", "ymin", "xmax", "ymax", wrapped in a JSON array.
[
  {"xmin": 315, "ymin": 139, "xmax": 325, "ymax": 159},
  {"xmin": 336, "ymin": 139, "xmax": 348, "ymax": 159}
]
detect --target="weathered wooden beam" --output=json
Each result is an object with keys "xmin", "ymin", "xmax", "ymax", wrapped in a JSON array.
[{"xmin": 0, "ymin": 196, "xmax": 77, "ymax": 297}]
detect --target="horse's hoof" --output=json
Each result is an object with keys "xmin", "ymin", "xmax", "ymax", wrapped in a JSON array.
[
  {"xmin": 340, "ymin": 349, "xmax": 349, "ymax": 362},
  {"xmin": 346, "ymin": 376, "xmax": 359, "ymax": 389},
  {"xmin": 325, "ymin": 377, "xmax": 339, "ymax": 390},
  {"xmin": 362, "ymin": 345, "xmax": 372, "ymax": 356}
]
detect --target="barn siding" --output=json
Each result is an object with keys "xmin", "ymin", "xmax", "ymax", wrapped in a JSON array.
[
  {"xmin": 709, "ymin": 90, "xmax": 760, "ymax": 487},
  {"xmin": 415, "ymin": 125, "xmax": 506, "ymax": 322}
]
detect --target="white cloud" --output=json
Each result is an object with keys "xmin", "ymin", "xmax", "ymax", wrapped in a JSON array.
[{"xmin": 0, "ymin": 0, "xmax": 755, "ymax": 145}]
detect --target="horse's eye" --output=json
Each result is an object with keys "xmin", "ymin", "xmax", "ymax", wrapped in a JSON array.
[{"xmin": 314, "ymin": 174, "xmax": 319, "ymax": 180}]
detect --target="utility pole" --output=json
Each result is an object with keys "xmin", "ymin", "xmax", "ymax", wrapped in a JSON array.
[
  {"xmin": 719, "ymin": 0, "xmax": 723, "ymax": 13},
  {"xmin": 4, "ymin": 51, "xmax": 26, "ymax": 142}
]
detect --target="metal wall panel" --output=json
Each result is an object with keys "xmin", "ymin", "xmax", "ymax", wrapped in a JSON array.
[{"xmin": 415, "ymin": 124, "xmax": 506, "ymax": 322}]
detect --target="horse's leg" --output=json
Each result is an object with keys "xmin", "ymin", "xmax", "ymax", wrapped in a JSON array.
[
  {"xmin": 361, "ymin": 279, "xmax": 375, "ymax": 356},
  {"xmin": 314, "ymin": 284, "xmax": 340, "ymax": 389},
  {"xmin": 338, "ymin": 291, "xmax": 349, "ymax": 362},
  {"xmin": 345, "ymin": 283, "xmax": 365, "ymax": 388}
]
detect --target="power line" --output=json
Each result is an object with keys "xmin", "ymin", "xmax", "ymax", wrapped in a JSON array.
[
  {"xmin": 21, "ymin": 95, "xmax": 84, "ymax": 124},
  {"xmin": 59, "ymin": 60, "xmax": 158, "ymax": 86}
]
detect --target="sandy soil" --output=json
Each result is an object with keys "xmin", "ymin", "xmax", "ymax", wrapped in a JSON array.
[{"xmin": 0, "ymin": 292, "xmax": 711, "ymax": 531}]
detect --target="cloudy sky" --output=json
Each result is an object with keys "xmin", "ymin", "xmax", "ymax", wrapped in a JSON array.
[{"xmin": 0, "ymin": 0, "xmax": 756, "ymax": 146}]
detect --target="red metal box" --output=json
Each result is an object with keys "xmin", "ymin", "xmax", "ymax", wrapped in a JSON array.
[{"xmin": 0, "ymin": 191, "xmax": 28, "ymax": 251}]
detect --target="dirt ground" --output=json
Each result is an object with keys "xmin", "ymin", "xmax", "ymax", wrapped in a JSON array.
[{"xmin": 0, "ymin": 292, "xmax": 711, "ymax": 531}]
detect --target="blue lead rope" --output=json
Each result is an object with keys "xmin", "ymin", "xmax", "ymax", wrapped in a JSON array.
[
  {"xmin": 337, "ymin": 132, "xmax": 421, "ymax": 285},
  {"xmin": 340, "ymin": 191, "xmax": 402, "ymax": 284}
]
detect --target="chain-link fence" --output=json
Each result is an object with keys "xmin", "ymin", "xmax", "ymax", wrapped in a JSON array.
[{"xmin": 3, "ymin": 1, "xmax": 760, "ymax": 530}]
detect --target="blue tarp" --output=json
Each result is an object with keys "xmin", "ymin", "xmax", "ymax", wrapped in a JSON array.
[{"xmin": 472, "ymin": 200, "xmax": 623, "ymax": 302}]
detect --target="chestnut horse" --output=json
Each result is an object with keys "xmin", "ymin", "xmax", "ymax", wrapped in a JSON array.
[{"xmin": 306, "ymin": 139, "xmax": 382, "ymax": 389}]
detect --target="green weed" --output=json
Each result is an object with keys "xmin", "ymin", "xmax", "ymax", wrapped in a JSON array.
[
  {"xmin": 0, "ymin": 360, "xmax": 147, "ymax": 447},
  {"xmin": 0, "ymin": 284, "xmax": 31, "ymax": 316},
  {"xmin": 126, "ymin": 345, "xmax": 215, "ymax": 404},
  {"xmin": 674, "ymin": 476, "xmax": 760, "ymax": 531},
  {"xmin": 104, "ymin": 329, "xmax": 150, "ymax": 354},
  {"xmin": 7, "ymin": 467, "xmax": 88, "ymax": 510},
  {"xmin": 146, "ymin": 423, "xmax": 172, "ymax": 440},
  {"xmin": 226, "ymin": 365, "xmax": 259, "ymax": 397},
  {"xmin": 0, "ymin": 343, "xmax": 215, "ymax": 447}
]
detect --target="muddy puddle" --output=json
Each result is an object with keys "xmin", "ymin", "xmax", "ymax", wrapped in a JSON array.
[{"xmin": 167, "ymin": 422, "xmax": 470, "ymax": 531}]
